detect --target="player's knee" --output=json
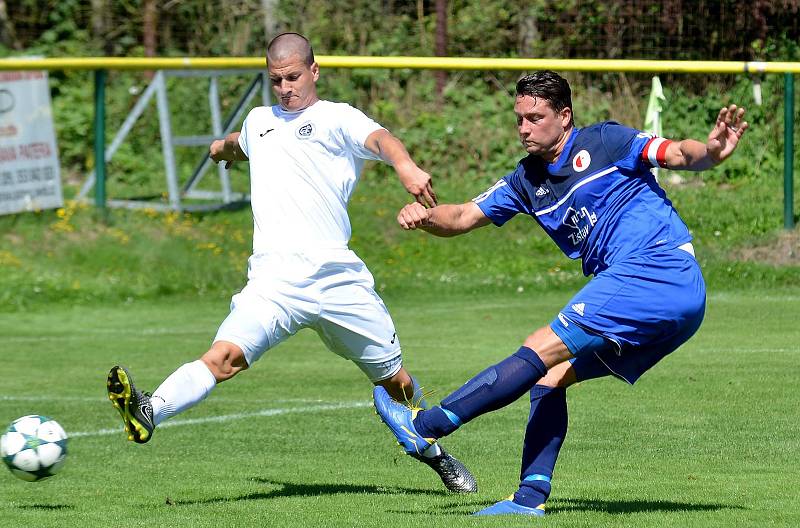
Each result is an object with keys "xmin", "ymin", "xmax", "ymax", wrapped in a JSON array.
[
  {"xmin": 523, "ymin": 326, "xmax": 551, "ymax": 350},
  {"xmin": 201, "ymin": 342, "xmax": 247, "ymax": 382},
  {"xmin": 523, "ymin": 325, "xmax": 572, "ymax": 368},
  {"xmin": 537, "ymin": 361, "xmax": 576, "ymax": 388}
]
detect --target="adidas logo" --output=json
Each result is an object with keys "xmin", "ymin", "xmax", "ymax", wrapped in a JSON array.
[
  {"xmin": 535, "ymin": 187, "xmax": 549, "ymax": 197},
  {"xmin": 571, "ymin": 303, "xmax": 585, "ymax": 316}
]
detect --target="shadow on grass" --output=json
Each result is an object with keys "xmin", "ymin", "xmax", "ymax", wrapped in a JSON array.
[
  {"xmin": 389, "ymin": 496, "xmax": 747, "ymax": 516},
  {"xmin": 16, "ymin": 503, "xmax": 74, "ymax": 510},
  {"xmin": 548, "ymin": 497, "xmax": 746, "ymax": 515},
  {"xmin": 168, "ymin": 477, "xmax": 448, "ymax": 506}
]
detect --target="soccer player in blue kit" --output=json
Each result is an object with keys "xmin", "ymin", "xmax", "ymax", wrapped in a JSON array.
[{"xmin": 373, "ymin": 70, "xmax": 748, "ymax": 516}]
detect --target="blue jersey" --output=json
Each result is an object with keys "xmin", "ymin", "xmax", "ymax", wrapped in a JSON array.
[{"xmin": 474, "ymin": 122, "xmax": 692, "ymax": 276}]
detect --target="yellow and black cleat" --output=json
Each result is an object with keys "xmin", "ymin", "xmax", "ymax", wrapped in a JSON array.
[{"xmin": 107, "ymin": 365, "xmax": 155, "ymax": 444}]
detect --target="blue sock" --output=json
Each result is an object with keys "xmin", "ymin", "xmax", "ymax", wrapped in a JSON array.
[
  {"xmin": 413, "ymin": 346, "xmax": 548, "ymax": 439},
  {"xmin": 513, "ymin": 385, "xmax": 567, "ymax": 508}
]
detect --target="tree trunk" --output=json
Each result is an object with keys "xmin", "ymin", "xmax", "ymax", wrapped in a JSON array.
[
  {"xmin": 519, "ymin": 7, "xmax": 539, "ymax": 57},
  {"xmin": 434, "ymin": 0, "xmax": 448, "ymax": 104},
  {"xmin": 143, "ymin": 0, "xmax": 158, "ymax": 79},
  {"xmin": 91, "ymin": 0, "xmax": 111, "ymax": 55},
  {"xmin": 143, "ymin": 0, "xmax": 158, "ymax": 58},
  {"xmin": 261, "ymin": 0, "xmax": 280, "ymax": 45},
  {"xmin": 0, "ymin": 0, "xmax": 19, "ymax": 50}
]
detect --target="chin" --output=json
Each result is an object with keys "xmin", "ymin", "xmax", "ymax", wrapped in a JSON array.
[{"xmin": 283, "ymin": 101, "xmax": 308, "ymax": 112}]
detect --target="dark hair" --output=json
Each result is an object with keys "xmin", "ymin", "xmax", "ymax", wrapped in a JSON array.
[
  {"xmin": 516, "ymin": 70, "xmax": 573, "ymax": 124},
  {"xmin": 267, "ymin": 32, "xmax": 315, "ymax": 66}
]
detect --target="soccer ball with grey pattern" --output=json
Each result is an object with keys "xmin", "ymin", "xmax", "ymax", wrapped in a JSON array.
[{"xmin": 1, "ymin": 415, "xmax": 68, "ymax": 481}]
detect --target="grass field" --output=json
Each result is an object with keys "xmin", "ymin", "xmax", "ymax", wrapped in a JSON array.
[{"xmin": 1, "ymin": 290, "xmax": 799, "ymax": 527}]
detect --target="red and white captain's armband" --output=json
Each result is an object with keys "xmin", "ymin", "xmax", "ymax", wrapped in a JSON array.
[{"xmin": 641, "ymin": 137, "xmax": 674, "ymax": 168}]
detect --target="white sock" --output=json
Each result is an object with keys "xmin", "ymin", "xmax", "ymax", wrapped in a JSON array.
[
  {"xmin": 151, "ymin": 360, "xmax": 217, "ymax": 426},
  {"xmin": 421, "ymin": 443, "xmax": 442, "ymax": 458}
]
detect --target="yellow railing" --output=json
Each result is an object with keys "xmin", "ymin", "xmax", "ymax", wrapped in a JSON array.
[{"xmin": 1, "ymin": 56, "xmax": 800, "ymax": 73}]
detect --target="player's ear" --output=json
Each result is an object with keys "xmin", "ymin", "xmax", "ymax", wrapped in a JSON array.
[
  {"xmin": 310, "ymin": 62, "xmax": 320, "ymax": 82},
  {"xmin": 560, "ymin": 107, "xmax": 572, "ymax": 128}
]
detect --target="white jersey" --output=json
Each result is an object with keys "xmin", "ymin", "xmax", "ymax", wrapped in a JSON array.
[{"xmin": 238, "ymin": 100, "xmax": 383, "ymax": 253}]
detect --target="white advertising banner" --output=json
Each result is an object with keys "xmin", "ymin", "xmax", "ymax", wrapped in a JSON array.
[{"xmin": 0, "ymin": 70, "xmax": 63, "ymax": 215}]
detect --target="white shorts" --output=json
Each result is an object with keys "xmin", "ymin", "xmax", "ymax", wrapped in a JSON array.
[{"xmin": 214, "ymin": 249, "xmax": 403, "ymax": 382}]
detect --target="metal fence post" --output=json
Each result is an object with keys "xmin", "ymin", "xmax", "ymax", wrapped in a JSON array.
[
  {"xmin": 785, "ymin": 72, "xmax": 795, "ymax": 229},
  {"xmin": 94, "ymin": 69, "xmax": 107, "ymax": 216}
]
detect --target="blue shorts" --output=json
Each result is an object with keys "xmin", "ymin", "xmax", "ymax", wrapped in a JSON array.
[{"xmin": 550, "ymin": 247, "xmax": 706, "ymax": 384}]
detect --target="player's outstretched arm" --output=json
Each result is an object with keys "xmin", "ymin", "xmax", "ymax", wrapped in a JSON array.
[
  {"xmin": 397, "ymin": 201, "xmax": 492, "ymax": 237},
  {"xmin": 365, "ymin": 129, "xmax": 437, "ymax": 207},
  {"xmin": 663, "ymin": 104, "xmax": 748, "ymax": 171},
  {"xmin": 209, "ymin": 132, "xmax": 248, "ymax": 169}
]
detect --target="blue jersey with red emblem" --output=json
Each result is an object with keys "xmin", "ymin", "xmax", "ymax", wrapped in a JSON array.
[{"xmin": 474, "ymin": 121, "xmax": 692, "ymax": 276}]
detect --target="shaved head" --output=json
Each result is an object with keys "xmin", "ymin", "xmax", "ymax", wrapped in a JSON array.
[{"xmin": 267, "ymin": 32, "xmax": 315, "ymax": 66}]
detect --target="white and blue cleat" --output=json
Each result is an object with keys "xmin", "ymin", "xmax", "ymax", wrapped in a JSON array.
[
  {"xmin": 474, "ymin": 499, "xmax": 546, "ymax": 516},
  {"xmin": 373, "ymin": 386, "xmax": 434, "ymax": 455}
]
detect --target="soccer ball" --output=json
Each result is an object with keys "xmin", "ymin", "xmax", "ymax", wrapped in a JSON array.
[{"xmin": 1, "ymin": 415, "xmax": 68, "ymax": 482}]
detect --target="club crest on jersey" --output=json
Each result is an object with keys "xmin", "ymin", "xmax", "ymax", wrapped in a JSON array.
[
  {"xmin": 572, "ymin": 149, "xmax": 591, "ymax": 172},
  {"xmin": 295, "ymin": 121, "xmax": 315, "ymax": 139}
]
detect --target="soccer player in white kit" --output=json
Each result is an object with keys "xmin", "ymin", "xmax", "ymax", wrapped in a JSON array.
[{"xmin": 106, "ymin": 32, "xmax": 476, "ymax": 493}]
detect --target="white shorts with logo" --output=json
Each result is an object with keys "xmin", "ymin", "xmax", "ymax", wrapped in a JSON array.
[{"xmin": 214, "ymin": 249, "xmax": 403, "ymax": 382}]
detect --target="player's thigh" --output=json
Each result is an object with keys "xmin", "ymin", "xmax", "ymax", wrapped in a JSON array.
[
  {"xmin": 315, "ymin": 280, "xmax": 401, "ymax": 383},
  {"xmin": 551, "ymin": 249, "xmax": 705, "ymax": 383},
  {"xmin": 214, "ymin": 284, "xmax": 301, "ymax": 367},
  {"xmin": 555, "ymin": 249, "xmax": 705, "ymax": 352}
]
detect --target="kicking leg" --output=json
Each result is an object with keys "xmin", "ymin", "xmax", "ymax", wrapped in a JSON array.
[
  {"xmin": 376, "ymin": 325, "xmax": 571, "ymax": 448},
  {"xmin": 150, "ymin": 340, "xmax": 244, "ymax": 423},
  {"xmin": 107, "ymin": 341, "xmax": 242, "ymax": 443}
]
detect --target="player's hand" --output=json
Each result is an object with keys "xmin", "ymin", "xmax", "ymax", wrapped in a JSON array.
[
  {"xmin": 706, "ymin": 104, "xmax": 748, "ymax": 164},
  {"xmin": 209, "ymin": 139, "xmax": 234, "ymax": 169},
  {"xmin": 396, "ymin": 162, "xmax": 437, "ymax": 208},
  {"xmin": 397, "ymin": 202, "xmax": 431, "ymax": 230}
]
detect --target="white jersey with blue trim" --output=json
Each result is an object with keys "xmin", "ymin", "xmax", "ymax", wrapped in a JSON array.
[{"xmin": 473, "ymin": 121, "xmax": 692, "ymax": 276}]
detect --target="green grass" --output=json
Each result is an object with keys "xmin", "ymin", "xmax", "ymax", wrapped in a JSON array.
[
  {"xmin": 1, "ymin": 169, "xmax": 798, "ymax": 312},
  {"xmin": 1, "ymin": 290, "xmax": 798, "ymax": 527}
]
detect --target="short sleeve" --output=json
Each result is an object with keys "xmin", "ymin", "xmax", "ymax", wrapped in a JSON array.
[
  {"xmin": 602, "ymin": 122, "xmax": 673, "ymax": 171},
  {"xmin": 237, "ymin": 112, "xmax": 250, "ymax": 158},
  {"xmin": 472, "ymin": 167, "xmax": 530, "ymax": 226},
  {"xmin": 337, "ymin": 104, "xmax": 384, "ymax": 161}
]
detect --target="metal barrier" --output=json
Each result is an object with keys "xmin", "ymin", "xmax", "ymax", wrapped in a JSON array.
[{"xmin": 78, "ymin": 69, "xmax": 269, "ymax": 212}]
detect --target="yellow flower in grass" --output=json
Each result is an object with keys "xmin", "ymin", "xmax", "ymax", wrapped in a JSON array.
[
  {"xmin": 0, "ymin": 250, "xmax": 21, "ymax": 267},
  {"xmin": 51, "ymin": 200, "xmax": 80, "ymax": 233},
  {"xmin": 107, "ymin": 227, "xmax": 130, "ymax": 245},
  {"xmin": 196, "ymin": 242, "xmax": 223, "ymax": 256}
]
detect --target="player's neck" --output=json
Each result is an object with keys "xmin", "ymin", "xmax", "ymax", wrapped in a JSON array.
[
  {"xmin": 278, "ymin": 96, "xmax": 320, "ymax": 114},
  {"xmin": 542, "ymin": 126, "xmax": 574, "ymax": 164}
]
